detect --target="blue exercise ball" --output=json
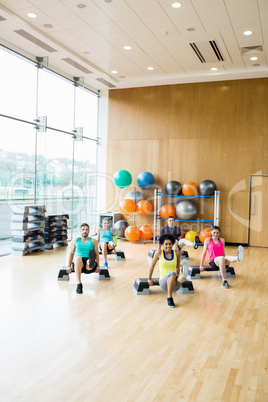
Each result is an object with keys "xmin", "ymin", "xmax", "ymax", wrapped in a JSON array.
[
  {"xmin": 113, "ymin": 170, "xmax": 132, "ymax": 188},
  {"xmin": 137, "ymin": 171, "xmax": 155, "ymax": 189},
  {"xmin": 176, "ymin": 200, "xmax": 197, "ymax": 220},
  {"xmin": 199, "ymin": 180, "xmax": 217, "ymax": 196},
  {"xmin": 165, "ymin": 181, "xmax": 182, "ymax": 195}
]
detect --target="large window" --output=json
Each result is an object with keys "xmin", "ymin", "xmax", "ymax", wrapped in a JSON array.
[
  {"xmin": 0, "ymin": 50, "xmax": 37, "ymax": 122},
  {"xmin": 75, "ymin": 85, "xmax": 98, "ymax": 139},
  {"xmin": 38, "ymin": 68, "xmax": 74, "ymax": 133},
  {"xmin": 0, "ymin": 46, "xmax": 99, "ymax": 256}
]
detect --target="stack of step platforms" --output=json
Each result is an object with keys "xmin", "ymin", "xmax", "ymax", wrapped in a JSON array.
[
  {"xmin": 44, "ymin": 214, "xmax": 69, "ymax": 250},
  {"xmin": 11, "ymin": 205, "xmax": 46, "ymax": 256}
]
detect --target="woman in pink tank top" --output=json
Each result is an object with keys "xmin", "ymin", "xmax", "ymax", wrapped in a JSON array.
[{"xmin": 200, "ymin": 226, "xmax": 244, "ymax": 288}]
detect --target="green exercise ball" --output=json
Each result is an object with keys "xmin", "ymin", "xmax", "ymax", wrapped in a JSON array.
[{"xmin": 113, "ymin": 170, "xmax": 132, "ymax": 188}]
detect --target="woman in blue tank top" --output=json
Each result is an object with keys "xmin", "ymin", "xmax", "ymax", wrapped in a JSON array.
[{"xmin": 97, "ymin": 218, "xmax": 116, "ymax": 268}]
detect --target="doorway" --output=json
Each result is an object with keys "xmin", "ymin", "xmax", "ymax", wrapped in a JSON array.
[{"xmin": 248, "ymin": 175, "xmax": 268, "ymax": 247}]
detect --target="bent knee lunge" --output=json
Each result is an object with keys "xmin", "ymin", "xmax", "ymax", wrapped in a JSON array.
[
  {"xmin": 214, "ymin": 256, "xmax": 225, "ymax": 266},
  {"xmin": 74, "ymin": 257, "xmax": 83, "ymax": 269},
  {"xmin": 167, "ymin": 272, "xmax": 176, "ymax": 280}
]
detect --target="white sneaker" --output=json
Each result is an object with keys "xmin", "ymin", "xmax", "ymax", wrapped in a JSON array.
[
  {"xmin": 181, "ymin": 259, "xmax": 189, "ymax": 278},
  {"xmin": 237, "ymin": 245, "xmax": 244, "ymax": 261}
]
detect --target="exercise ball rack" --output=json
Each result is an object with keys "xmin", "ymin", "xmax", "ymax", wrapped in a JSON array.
[{"xmin": 153, "ymin": 189, "xmax": 220, "ymax": 244}]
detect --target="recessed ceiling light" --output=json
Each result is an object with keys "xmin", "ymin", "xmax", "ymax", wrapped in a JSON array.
[
  {"xmin": 252, "ymin": 63, "xmax": 260, "ymax": 67},
  {"xmin": 172, "ymin": 2, "xmax": 182, "ymax": 8},
  {"xmin": 111, "ymin": 70, "xmax": 118, "ymax": 74},
  {"xmin": 147, "ymin": 67, "xmax": 154, "ymax": 70},
  {"xmin": 250, "ymin": 56, "xmax": 258, "ymax": 61},
  {"xmin": 27, "ymin": 12, "xmax": 37, "ymax": 18},
  {"xmin": 211, "ymin": 67, "xmax": 218, "ymax": 71},
  {"xmin": 244, "ymin": 30, "xmax": 252, "ymax": 36},
  {"xmin": 83, "ymin": 51, "xmax": 90, "ymax": 54},
  {"xmin": 77, "ymin": 3, "xmax": 86, "ymax": 8},
  {"xmin": 124, "ymin": 45, "xmax": 131, "ymax": 50},
  {"xmin": 187, "ymin": 27, "xmax": 196, "ymax": 32},
  {"xmin": 104, "ymin": 0, "xmax": 113, "ymax": 2},
  {"xmin": 43, "ymin": 23, "xmax": 53, "ymax": 28}
]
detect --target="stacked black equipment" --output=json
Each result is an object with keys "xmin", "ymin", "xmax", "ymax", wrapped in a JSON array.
[
  {"xmin": 11, "ymin": 205, "xmax": 46, "ymax": 256},
  {"xmin": 44, "ymin": 214, "xmax": 69, "ymax": 250}
]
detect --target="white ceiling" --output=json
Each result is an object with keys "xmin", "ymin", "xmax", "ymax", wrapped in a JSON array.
[{"xmin": 0, "ymin": 0, "xmax": 267, "ymax": 92}]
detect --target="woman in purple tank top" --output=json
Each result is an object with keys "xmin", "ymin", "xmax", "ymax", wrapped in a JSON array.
[{"xmin": 200, "ymin": 226, "xmax": 244, "ymax": 288}]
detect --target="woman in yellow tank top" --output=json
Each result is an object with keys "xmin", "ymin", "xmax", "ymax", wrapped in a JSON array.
[{"xmin": 148, "ymin": 234, "xmax": 189, "ymax": 308}]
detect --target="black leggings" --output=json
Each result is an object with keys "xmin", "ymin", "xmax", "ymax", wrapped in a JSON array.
[
  {"xmin": 209, "ymin": 259, "xmax": 229, "ymax": 270},
  {"xmin": 81, "ymin": 258, "xmax": 98, "ymax": 274},
  {"xmin": 100, "ymin": 242, "xmax": 115, "ymax": 254}
]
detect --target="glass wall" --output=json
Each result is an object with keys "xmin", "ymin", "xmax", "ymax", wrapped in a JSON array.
[
  {"xmin": 0, "ymin": 46, "xmax": 99, "ymax": 256},
  {"xmin": 38, "ymin": 68, "xmax": 74, "ymax": 132}
]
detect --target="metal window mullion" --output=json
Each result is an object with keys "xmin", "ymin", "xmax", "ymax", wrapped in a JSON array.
[{"xmin": 34, "ymin": 66, "xmax": 40, "ymax": 204}]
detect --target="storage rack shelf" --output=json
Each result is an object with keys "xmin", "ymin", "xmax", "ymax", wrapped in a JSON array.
[
  {"xmin": 44, "ymin": 214, "xmax": 69, "ymax": 250},
  {"xmin": 154, "ymin": 189, "xmax": 220, "ymax": 243},
  {"xmin": 11, "ymin": 205, "xmax": 46, "ymax": 256}
]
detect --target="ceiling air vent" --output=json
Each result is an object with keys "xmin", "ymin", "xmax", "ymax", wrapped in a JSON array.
[
  {"xmin": 14, "ymin": 29, "xmax": 57, "ymax": 52},
  {"xmin": 96, "ymin": 78, "xmax": 116, "ymax": 88},
  {"xmin": 241, "ymin": 45, "xmax": 263, "ymax": 55},
  {"xmin": 190, "ymin": 40, "xmax": 224, "ymax": 63},
  {"xmin": 62, "ymin": 58, "xmax": 92, "ymax": 74}
]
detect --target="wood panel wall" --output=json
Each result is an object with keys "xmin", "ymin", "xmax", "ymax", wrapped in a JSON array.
[{"xmin": 106, "ymin": 78, "xmax": 268, "ymax": 243}]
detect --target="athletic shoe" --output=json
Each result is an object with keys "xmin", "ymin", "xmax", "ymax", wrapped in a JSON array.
[
  {"xmin": 88, "ymin": 249, "xmax": 96, "ymax": 268},
  {"xmin": 193, "ymin": 235, "xmax": 199, "ymax": 249},
  {"xmin": 167, "ymin": 297, "xmax": 175, "ymax": 308},
  {"xmin": 181, "ymin": 259, "xmax": 189, "ymax": 278},
  {"xmin": 237, "ymin": 245, "xmax": 244, "ymax": 261},
  {"xmin": 222, "ymin": 280, "xmax": 229, "ymax": 289},
  {"xmin": 103, "ymin": 261, "xmax": 108, "ymax": 268},
  {"xmin": 76, "ymin": 283, "xmax": 83, "ymax": 294}
]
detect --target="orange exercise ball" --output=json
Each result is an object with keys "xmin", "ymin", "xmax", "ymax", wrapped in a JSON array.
[
  {"xmin": 159, "ymin": 204, "xmax": 176, "ymax": 219},
  {"xmin": 182, "ymin": 181, "xmax": 199, "ymax": 196},
  {"xmin": 139, "ymin": 224, "xmax": 154, "ymax": 240},
  {"xmin": 125, "ymin": 225, "xmax": 140, "ymax": 242},
  {"xmin": 199, "ymin": 227, "xmax": 211, "ymax": 243},
  {"xmin": 180, "ymin": 230, "xmax": 185, "ymax": 239},
  {"xmin": 119, "ymin": 199, "xmax": 136, "ymax": 215},
  {"xmin": 185, "ymin": 230, "xmax": 199, "ymax": 242},
  {"xmin": 136, "ymin": 200, "xmax": 152, "ymax": 216}
]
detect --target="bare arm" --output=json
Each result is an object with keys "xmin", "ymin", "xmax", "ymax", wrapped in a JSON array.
[
  {"xmin": 67, "ymin": 238, "xmax": 77, "ymax": 268},
  {"xmin": 92, "ymin": 239, "xmax": 100, "ymax": 267},
  {"xmin": 148, "ymin": 250, "xmax": 161, "ymax": 284},
  {"xmin": 200, "ymin": 238, "xmax": 209, "ymax": 268},
  {"xmin": 221, "ymin": 237, "xmax": 226, "ymax": 256},
  {"xmin": 175, "ymin": 250, "xmax": 181, "ymax": 275},
  {"xmin": 96, "ymin": 228, "xmax": 101, "ymax": 243}
]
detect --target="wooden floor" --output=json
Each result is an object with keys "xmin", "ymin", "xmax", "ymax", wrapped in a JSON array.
[{"xmin": 1, "ymin": 241, "xmax": 267, "ymax": 402}]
